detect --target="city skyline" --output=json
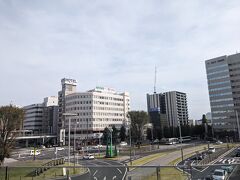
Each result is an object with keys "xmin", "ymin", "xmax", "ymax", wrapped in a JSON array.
[{"xmin": 1, "ymin": 1, "xmax": 240, "ymax": 120}]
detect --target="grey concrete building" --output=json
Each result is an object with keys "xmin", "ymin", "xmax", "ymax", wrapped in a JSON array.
[
  {"xmin": 206, "ymin": 53, "xmax": 240, "ymax": 132},
  {"xmin": 23, "ymin": 103, "xmax": 44, "ymax": 134},
  {"xmin": 165, "ymin": 91, "xmax": 189, "ymax": 127},
  {"xmin": 23, "ymin": 97, "xmax": 58, "ymax": 135},
  {"xmin": 58, "ymin": 78, "xmax": 77, "ymax": 144}
]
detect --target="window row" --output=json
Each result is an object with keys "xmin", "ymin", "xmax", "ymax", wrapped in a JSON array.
[
  {"xmin": 211, "ymin": 98, "xmax": 233, "ymax": 102},
  {"xmin": 209, "ymin": 92, "xmax": 232, "ymax": 97},
  {"xmin": 209, "ymin": 86, "xmax": 231, "ymax": 92},
  {"xmin": 208, "ymin": 75, "xmax": 229, "ymax": 81},
  {"xmin": 208, "ymin": 81, "xmax": 230, "ymax": 86}
]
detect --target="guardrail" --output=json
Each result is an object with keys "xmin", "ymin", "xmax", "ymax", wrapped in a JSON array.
[{"xmin": 29, "ymin": 158, "xmax": 65, "ymax": 177}]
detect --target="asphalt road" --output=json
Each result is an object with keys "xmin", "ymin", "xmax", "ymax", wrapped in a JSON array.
[
  {"xmin": 77, "ymin": 159, "xmax": 127, "ymax": 180},
  {"xmin": 178, "ymin": 147, "xmax": 240, "ymax": 180}
]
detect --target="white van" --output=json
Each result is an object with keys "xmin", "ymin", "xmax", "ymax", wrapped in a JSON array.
[{"xmin": 30, "ymin": 150, "xmax": 41, "ymax": 156}]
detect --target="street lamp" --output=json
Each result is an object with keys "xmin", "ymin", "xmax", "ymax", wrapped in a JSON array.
[
  {"xmin": 62, "ymin": 113, "xmax": 78, "ymax": 166},
  {"xmin": 128, "ymin": 117, "xmax": 132, "ymax": 165},
  {"xmin": 178, "ymin": 121, "xmax": 184, "ymax": 162}
]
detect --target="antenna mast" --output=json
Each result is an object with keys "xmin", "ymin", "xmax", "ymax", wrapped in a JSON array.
[{"xmin": 154, "ymin": 66, "xmax": 157, "ymax": 93}]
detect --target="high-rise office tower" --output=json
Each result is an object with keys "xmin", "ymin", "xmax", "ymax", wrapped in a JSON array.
[
  {"xmin": 146, "ymin": 93, "xmax": 167, "ymax": 138},
  {"xmin": 206, "ymin": 53, "xmax": 240, "ymax": 133},
  {"xmin": 146, "ymin": 91, "xmax": 188, "ymax": 137}
]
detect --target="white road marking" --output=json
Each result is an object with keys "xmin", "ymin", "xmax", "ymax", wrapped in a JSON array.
[
  {"xmin": 94, "ymin": 177, "xmax": 98, "ymax": 180},
  {"xmin": 103, "ymin": 176, "xmax": 106, "ymax": 180},
  {"xmin": 93, "ymin": 170, "xmax": 98, "ymax": 176},
  {"xmin": 219, "ymin": 159, "xmax": 223, "ymax": 162},
  {"xmin": 112, "ymin": 176, "xmax": 117, "ymax": 180},
  {"xmin": 117, "ymin": 168, "xmax": 122, "ymax": 174}
]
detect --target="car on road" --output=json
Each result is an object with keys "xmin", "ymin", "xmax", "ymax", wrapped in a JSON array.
[
  {"xmin": 57, "ymin": 147, "xmax": 65, "ymax": 151},
  {"xmin": 235, "ymin": 148, "xmax": 240, "ymax": 157},
  {"xmin": 119, "ymin": 141, "xmax": 128, "ymax": 146},
  {"xmin": 208, "ymin": 147, "xmax": 216, "ymax": 153},
  {"xmin": 212, "ymin": 169, "xmax": 227, "ymax": 180},
  {"xmin": 83, "ymin": 154, "xmax": 95, "ymax": 160},
  {"xmin": 216, "ymin": 140, "xmax": 223, "ymax": 144},
  {"xmin": 40, "ymin": 145, "xmax": 46, "ymax": 149},
  {"xmin": 221, "ymin": 165, "xmax": 233, "ymax": 173},
  {"xmin": 30, "ymin": 150, "xmax": 40, "ymax": 156},
  {"xmin": 92, "ymin": 144, "xmax": 103, "ymax": 149}
]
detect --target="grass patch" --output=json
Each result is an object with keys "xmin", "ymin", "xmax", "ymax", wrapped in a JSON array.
[
  {"xmin": 0, "ymin": 160, "xmax": 86, "ymax": 180},
  {"xmin": 145, "ymin": 167, "xmax": 188, "ymax": 180},
  {"xmin": 127, "ymin": 152, "xmax": 166, "ymax": 169}
]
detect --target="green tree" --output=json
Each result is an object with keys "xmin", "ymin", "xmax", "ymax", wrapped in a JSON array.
[
  {"xmin": 119, "ymin": 125, "xmax": 126, "ymax": 142},
  {"xmin": 128, "ymin": 111, "xmax": 149, "ymax": 142},
  {"xmin": 102, "ymin": 127, "xmax": 110, "ymax": 145},
  {"xmin": 0, "ymin": 105, "xmax": 24, "ymax": 165},
  {"xmin": 202, "ymin": 114, "xmax": 208, "ymax": 140},
  {"xmin": 146, "ymin": 128, "xmax": 152, "ymax": 141},
  {"xmin": 112, "ymin": 125, "xmax": 118, "ymax": 144}
]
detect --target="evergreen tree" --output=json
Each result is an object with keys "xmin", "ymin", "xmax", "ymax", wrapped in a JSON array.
[{"xmin": 119, "ymin": 125, "xmax": 126, "ymax": 142}]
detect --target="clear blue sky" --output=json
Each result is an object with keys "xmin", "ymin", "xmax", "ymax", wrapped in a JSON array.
[{"xmin": 1, "ymin": 0, "xmax": 240, "ymax": 120}]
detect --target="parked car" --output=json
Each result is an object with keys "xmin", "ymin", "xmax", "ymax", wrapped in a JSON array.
[
  {"xmin": 212, "ymin": 169, "xmax": 227, "ymax": 180},
  {"xmin": 119, "ymin": 141, "xmax": 128, "ymax": 146},
  {"xmin": 221, "ymin": 165, "xmax": 233, "ymax": 173},
  {"xmin": 30, "ymin": 150, "xmax": 40, "ymax": 156},
  {"xmin": 208, "ymin": 147, "xmax": 216, "ymax": 153},
  {"xmin": 83, "ymin": 154, "xmax": 95, "ymax": 160}
]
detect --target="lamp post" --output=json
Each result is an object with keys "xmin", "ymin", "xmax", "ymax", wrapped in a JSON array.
[
  {"xmin": 62, "ymin": 113, "xmax": 78, "ymax": 166},
  {"xmin": 178, "ymin": 121, "xmax": 184, "ymax": 162},
  {"xmin": 129, "ymin": 117, "xmax": 132, "ymax": 165}
]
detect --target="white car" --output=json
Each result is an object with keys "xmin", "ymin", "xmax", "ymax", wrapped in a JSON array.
[
  {"xmin": 212, "ymin": 169, "xmax": 227, "ymax": 180},
  {"xmin": 92, "ymin": 145, "xmax": 103, "ymax": 149},
  {"xmin": 216, "ymin": 140, "xmax": 223, "ymax": 144},
  {"xmin": 119, "ymin": 141, "xmax": 128, "ymax": 146},
  {"xmin": 57, "ymin": 147, "xmax": 65, "ymax": 151},
  {"xmin": 30, "ymin": 150, "xmax": 40, "ymax": 156},
  {"xmin": 208, "ymin": 147, "xmax": 216, "ymax": 153},
  {"xmin": 83, "ymin": 154, "xmax": 95, "ymax": 160}
]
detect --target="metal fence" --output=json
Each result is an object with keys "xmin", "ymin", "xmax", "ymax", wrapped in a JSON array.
[{"xmin": 1, "ymin": 163, "xmax": 240, "ymax": 180}]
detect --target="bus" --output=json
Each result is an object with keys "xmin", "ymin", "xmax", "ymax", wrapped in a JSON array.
[{"xmin": 179, "ymin": 136, "xmax": 191, "ymax": 143}]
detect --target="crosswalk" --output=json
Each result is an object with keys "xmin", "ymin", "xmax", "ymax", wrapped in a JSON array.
[{"xmin": 217, "ymin": 158, "xmax": 240, "ymax": 164}]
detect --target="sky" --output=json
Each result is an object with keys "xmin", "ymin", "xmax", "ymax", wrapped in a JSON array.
[{"xmin": 1, "ymin": 0, "xmax": 240, "ymax": 120}]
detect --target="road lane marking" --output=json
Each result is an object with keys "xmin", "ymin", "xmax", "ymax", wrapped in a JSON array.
[
  {"xmin": 93, "ymin": 170, "xmax": 98, "ymax": 176},
  {"xmin": 103, "ymin": 176, "xmax": 106, "ymax": 180},
  {"xmin": 94, "ymin": 177, "xmax": 98, "ymax": 180},
  {"xmin": 117, "ymin": 168, "xmax": 122, "ymax": 174},
  {"xmin": 112, "ymin": 176, "xmax": 117, "ymax": 180}
]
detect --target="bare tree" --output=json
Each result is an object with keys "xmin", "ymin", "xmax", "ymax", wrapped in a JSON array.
[{"xmin": 0, "ymin": 105, "xmax": 24, "ymax": 165}]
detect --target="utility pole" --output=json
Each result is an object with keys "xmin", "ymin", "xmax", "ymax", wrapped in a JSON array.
[
  {"xmin": 178, "ymin": 121, "xmax": 184, "ymax": 162},
  {"xmin": 154, "ymin": 66, "xmax": 157, "ymax": 93},
  {"xmin": 236, "ymin": 111, "xmax": 240, "ymax": 141}
]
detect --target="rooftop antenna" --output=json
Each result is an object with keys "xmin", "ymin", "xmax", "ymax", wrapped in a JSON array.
[{"xmin": 154, "ymin": 66, "xmax": 157, "ymax": 93}]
